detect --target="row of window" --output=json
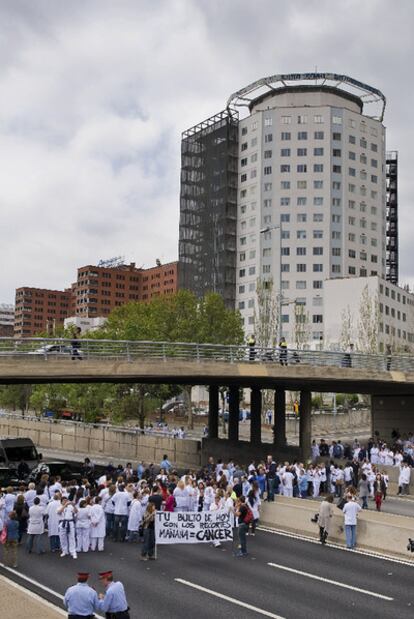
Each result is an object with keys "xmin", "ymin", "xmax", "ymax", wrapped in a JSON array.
[
  {"xmin": 242, "ymin": 148, "xmax": 378, "ymax": 165},
  {"xmin": 241, "ymin": 165, "xmax": 379, "ymax": 180},
  {"xmin": 242, "ymin": 116, "xmax": 379, "ymax": 134},
  {"xmin": 241, "ymin": 133, "xmax": 379, "ymax": 151}
]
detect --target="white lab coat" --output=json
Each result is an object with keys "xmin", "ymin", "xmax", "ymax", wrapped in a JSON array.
[
  {"xmin": 127, "ymin": 499, "xmax": 143, "ymax": 531},
  {"xmin": 90, "ymin": 504, "xmax": 106, "ymax": 538},
  {"xmin": 27, "ymin": 504, "xmax": 45, "ymax": 535},
  {"xmin": 45, "ymin": 499, "xmax": 61, "ymax": 536}
]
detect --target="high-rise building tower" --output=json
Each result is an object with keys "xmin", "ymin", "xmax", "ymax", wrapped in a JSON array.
[{"xmin": 179, "ymin": 73, "xmax": 393, "ymax": 346}]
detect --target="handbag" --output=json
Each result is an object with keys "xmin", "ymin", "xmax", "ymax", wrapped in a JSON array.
[{"xmin": 0, "ymin": 526, "xmax": 7, "ymax": 544}]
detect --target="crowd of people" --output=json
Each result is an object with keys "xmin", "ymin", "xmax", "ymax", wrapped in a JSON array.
[{"xmin": 0, "ymin": 437, "xmax": 412, "ymax": 568}]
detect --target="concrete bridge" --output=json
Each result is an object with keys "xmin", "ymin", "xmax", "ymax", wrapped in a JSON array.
[{"xmin": 1, "ymin": 337, "xmax": 413, "ymax": 459}]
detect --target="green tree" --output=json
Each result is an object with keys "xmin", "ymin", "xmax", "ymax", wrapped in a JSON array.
[{"xmin": 0, "ymin": 385, "xmax": 32, "ymax": 416}]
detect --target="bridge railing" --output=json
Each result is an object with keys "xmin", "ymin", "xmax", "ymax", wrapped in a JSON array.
[{"xmin": 0, "ymin": 337, "xmax": 413, "ymax": 373}]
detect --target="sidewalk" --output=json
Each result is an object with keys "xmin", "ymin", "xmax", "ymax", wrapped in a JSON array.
[{"xmin": 0, "ymin": 574, "xmax": 65, "ymax": 618}]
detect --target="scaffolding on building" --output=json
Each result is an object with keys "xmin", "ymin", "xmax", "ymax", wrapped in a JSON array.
[
  {"xmin": 179, "ymin": 109, "xmax": 239, "ymax": 308},
  {"xmin": 386, "ymin": 151, "xmax": 398, "ymax": 285}
]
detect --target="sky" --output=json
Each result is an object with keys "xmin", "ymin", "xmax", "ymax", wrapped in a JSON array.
[{"xmin": 1, "ymin": 0, "xmax": 414, "ymax": 303}]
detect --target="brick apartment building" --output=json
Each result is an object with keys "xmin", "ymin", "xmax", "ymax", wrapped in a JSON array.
[{"xmin": 14, "ymin": 261, "xmax": 178, "ymax": 336}]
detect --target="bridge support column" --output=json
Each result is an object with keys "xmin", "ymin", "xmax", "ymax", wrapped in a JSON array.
[
  {"xmin": 299, "ymin": 390, "xmax": 312, "ymax": 460},
  {"xmin": 273, "ymin": 390, "xmax": 286, "ymax": 449},
  {"xmin": 228, "ymin": 386, "xmax": 239, "ymax": 442},
  {"xmin": 250, "ymin": 387, "xmax": 262, "ymax": 445},
  {"xmin": 208, "ymin": 386, "xmax": 219, "ymax": 439}
]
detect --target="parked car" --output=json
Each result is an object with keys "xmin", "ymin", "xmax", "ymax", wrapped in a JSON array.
[{"xmin": 29, "ymin": 344, "xmax": 73, "ymax": 356}]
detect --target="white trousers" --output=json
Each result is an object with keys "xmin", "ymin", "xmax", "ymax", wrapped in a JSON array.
[
  {"xmin": 59, "ymin": 522, "xmax": 76, "ymax": 555},
  {"xmin": 90, "ymin": 537, "xmax": 104, "ymax": 551},
  {"xmin": 313, "ymin": 482, "xmax": 320, "ymax": 498},
  {"xmin": 284, "ymin": 487, "xmax": 293, "ymax": 497},
  {"xmin": 76, "ymin": 527, "xmax": 90, "ymax": 552}
]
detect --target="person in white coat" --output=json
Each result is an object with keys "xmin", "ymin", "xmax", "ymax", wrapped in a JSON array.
[
  {"xmin": 127, "ymin": 492, "xmax": 143, "ymax": 542},
  {"xmin": 90, "ymin": 496, "xmax": 106, "ymax": 551},
  {"xmin": 209, "ymin": 494, "xmax": 224, "ymax": 547},
  {"xmin": 26, "ymin": 497, "xmax": 45, "ymax": 554},
  {"xmin": 45, "ymin": 493, "xmax": 62, "ymax": 552},
  {"xmin": 76, "ymin": 500, "xmax": 91, "ymax": 553},
  {"xmin": 398, "ymin": 462, "xmax": 411, "ymax": 495},
  {"xmin": 173, "ymin": 481, "xmax": 189, "ymax": 512},
  {"xmin": 57, "ymin": 498, "xmax": 78, "ymax": 559}
]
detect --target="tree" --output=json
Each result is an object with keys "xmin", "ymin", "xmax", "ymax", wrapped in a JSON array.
[
  {"xmin": 357, "ymin": 284, "xmax": 379, "ymax": 353},
  {"xmin": 293, "ymin": 303, "xmax": 310, "ymax": 350},
  {"xmin": 0, "ymin": 385, "xmax": 32, "ymax": 416},
  {"xmin": 340, "ymin": 305, "xmax": 354, "ymax": 351},
  {"xmin": 254, "ymin": 278, "xmax": 278, "ymax": 349}
]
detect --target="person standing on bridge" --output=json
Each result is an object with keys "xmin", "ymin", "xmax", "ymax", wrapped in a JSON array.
[
  {"xmin": 58, "ymin": 497, "xmax": 78, "ymax": 559},
  {"xmin": 98, "ymin": 570, "xmax": 130, "ymax": 619},
  {"xmin": 342, "ymin": 495, "xmax": 361, "ymax": 550},
  {"xmin": 247, "ymin": 334, "xmax": 256, "ymax": 361},
  {"xmin": 64, "ymin": 572, "xmax": 98, "ymax": 619},
  {"xmin": 278, "ymin": 337, "xmax": 288, "ymax": 366}
]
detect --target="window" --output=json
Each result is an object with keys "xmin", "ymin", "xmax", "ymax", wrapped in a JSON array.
[
  {"xmin": 371, "ymin": 175, "xmax": 378, "ymax": 183},
  {"xmin": 313, "ymin": 281, "xmax": 323, "ymax": 289},
  {"xmin": 264, "ymin": 182, "xmax": 273, "ymax": 191},
  {"xmin": 265, "ymin": 133, "xmax": 273, "ymax": 143},
  {"xmin": 296, "ymin": 281, "xmax": 307, "ymax": 289},
  {"xmin": 313, "ymin": 246, "xmax": 323, "ymax": 255},
  {"xmin": 360, "ymin": 154, "xmax": 367, "ymax": 164},
  {"xmin": 348, "ymin": 200, "xmax": 355, "ymax": 209},
  {"xmin": 313, "ymin": 230, "xmax": 323, "ymax": 238},
  {"xmin": 281, "ymin": 148, "xmax": 291, "ymax": 157},
  {"xmin": 348, "ymin": 216, "xmax": 355, "ymax": 225},
  {"xmin": 313, "ymin": 264, "xmax": 323, "ymax": 272},
  {"xmin": 297, "ymin": 148, "xmax": 307, "ymax": 156},
  {"xmin": 349, "ymin": 135, "xmax": 356, "ymax": 144},
  {"xmin": 314, "ymin": 164, "xmax": 324, "ymax": 172},
  {"xmin": 240, "ymin": 205, "xmax": 246, "ymax": 214},
  {"xmin": 238, "ymin": 301, "xmax": 245, "ymax": 310},
  {"xmin": 360, "ymin": 218, "xmax": 367, "ymax": 228},
  {"xmin": 263, "ymin": 248, "xmax": 272, "ymax": 258},
  {"xmin": 251, "ymin": 153, "xmax": 258, "ymax": 163},
  {"xmin": 264, "ymin": 150, "xmax": 272, "ymax": 159},
  {"xmin": 332, "ymin": 198, "xmax": 341, "ymax": 206},
  {"xmin": 263, "ymin": 215, "xmax": 271, "ymax": 224},
  {"xmin": 241, "ymin": 127, "xmax": 247, "ymax": 136},
  {"xmin": 297, "ymin": 180, "xmax": 307, "ymax": 189},
  {"xmin": 281, "ymin": 281, "xmax": 290, "ymax": 290},
  {"xmin": 297, "ymin": 213, "xmax": 307, "ymax": 222},
  {"xmin": 264, "ymin": 166, "xmax": 272, "ymax": 175},
  {"xmin": 313, "ymin": 314, "xmax": 323, "ymax": 323},
  {"xmin": 297, "ymin": 164, "xmax": 307, "ymax": 173},
  {"xmin": 238, "ymin": 285, "xmax": 245, "ymax": 294},
  {"xmin": 297, "ymin": 115, "xmax": 307, "ymax": 124},
  {"xmin": 332, "ymin": 265, "xmax": 341, "ymax": 273},
  {"xmin": 248, "ymin": 266, "xmax": 256, "ymax": 276},
  {"xmin": 371, "ymin": 158, "xmax": 378, "ymax": 168},
  {"xmin": 297, "ymin": 247, "xmax": 306, "ymax": 255},
  {"xmin": 281, "ymin": 116, "xmax": 292, "ymax": 124},
  {"xmin": 264, "ymin": 199, "xmax": 272, "ymax": 208},
  {"xmin": 262, "ymin": 265, "xmax": 270, "ymax": 274},
  {"xmin": 348, "ymin": 233, "xmax": 355, "ymax": 242},
  {"xmin": 281, "ymin": 247, "xmax": 290, "ymax": 256},
  {"xmin": 332, "ymin": 214, "xmax": 341, "ymax": 223},
  {"xmin": 298, "ymin": 131, "xmax": 308, "ymax": 140},
  {"xmin": 349, "ymin": 183, "xmax": 356, "ymax": 193},
  {"xmin": 281, "ymin": 230, "xmax": 290, "ymax": 239},
  {"xmin": 239, "ymin": 269, "xmax": 245, "ymax": 277},
  {"xmin": 280, "ymin": 181, "xmax": 290, "ymax": 189},
  {"xmin": 349, "ymin": 167, "xmax": 356, "ymax": 176},
  {"xmin": 332, "ymin": 247, "xmax": 341, "ymax": 256},
  {"xmin": 314, "ymin": 115, "xmax": 324, "ymax": 123},
  {"xmin": 240, "ymin": 189, "xmax": 247, "ymax": 198},
  {"xmin": 264, "ymin": 117, "xmax": 273, "ymax": 126},
  {"xmin": 250, "ymin": 169, "xmax": 257, "ymax": 179},
  {"xmin": 297, "ymin": 230, "xmax": 307, "ymax": 239},
  {"xmin": 370, "ymin": 206, "xmax": 377, "ymax": 215},
  {"xmin": 240, "ymin": 236, "xmax": 247, "ymax": 245},
  {"xmin": 281, "ymin": 264, "xmax": 290, "ymax": 272},
  {"xmin": 349, "ymin": 249, "xmax": 356, "ymax": 258},
  {"xmin": 371, "ymin": 143, "xmax": 378, "ymax": 152},
  {"xmin": 333, "ymin": 148, "xmax": 341, "ymax": 157},
  {"xmin": 251, "ymin": 121, "xmax": 258, "ymax": 131},
  {"xmin": 360, "ymin": 137, "xmax": 367, "ymax": 148},
  {"xmin": 332, "ymin": 165, "xmax": 341, "ymax": 173},
  {"xmin": 241, "ymin": 158, "xmax": 247, "ymax": 167},
  {"xmin": 280, "ymin": 164, "xmax": 290, "ymax": 173},
  {"xmin": 313, "ymin": 197, "xmax": 323, "ymax": 206},
  {"xmin": 281, "ymin": 132, "xmax": 291, "ymax": 140},
  {"xmin": 332, "ymin": 231, "xmax": 341, "ymax": 239},
  {"xmin": 371, "ymin": 254, "xmax": 378, "ymax": 263},
  {"xmin": 241, "ymin": 173, "xmax": 247, "ymax": 182},
  {"xmin": 297, "ymin": 264, "xmax": 307, "ymax": 272},
  {"xmin": 314, "ymin": 146, "xmax": 325, "ymax": 157},
  {"xmin": 297, "ymin": 197, "xmax": 307, "ymax": 206},
  {"xmin": 332, "ymin": 116, "xmax": 342, "ymax": 125},
  {"xmin": 349, "ymin": 151, "xmax": 356, "ymax": 160},
  {"xmin": 332, "ymin": 132, "xmax": 342, "ymax": 141},
  {"xmin": 314, "ymin": 131, "xmax": 324, "ymax": 139},
  {"xmin": 349, "ymin": 266, "xmax": 356, "ymax": 275},
  {"xmin": 280, "ymin": 214, "xmax": 290, "ymax": 222},
  {"xmin": 241, "ymin": 142, "xmax": 248, "ymax": 151},
  {"xmin": 314, "ymin": 180, "xmax": 323, "ymax": 189}
]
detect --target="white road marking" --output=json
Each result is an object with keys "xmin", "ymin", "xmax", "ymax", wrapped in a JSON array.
[
  {"xmin": 258, "ymin": 526, "xmax": 414, "ymax": 567},
  {"xmin": 175, "ymin": 578, "xmax": 286, "ymax": 618},
  {"xmin": 0, "ymin": 574, "xmax": 66, "ymax": 616},
  {"xmin": 0, "ymin": 564, "xmax": 105, "ymax": 619},
  {"xmin": 268, "ymin": 562, "xmax": 394, "ymax": 601}
]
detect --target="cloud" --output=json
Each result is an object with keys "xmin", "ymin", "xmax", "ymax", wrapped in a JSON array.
[{"xmin": 1, "ymin": 0, "xmax": 414, "ymax": 303}]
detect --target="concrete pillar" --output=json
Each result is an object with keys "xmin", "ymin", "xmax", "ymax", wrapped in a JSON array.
[
  {"xmin": 250, "ymin": 387, "xmax": 262, "ymax": 445},
  {"xmin": 208, "ymin": 385, "xmax": 219, "ymax": 439},
  {"xmin": 228, "ymin": 386, "xmax": 239, "ymax": 442},
  {"xmin": 299, "ymin": 390, "xmax": 312, "ymax": 460},
  {"xmin": 273, "ymin": 390, "xmax": 286, "ymax": 449}
]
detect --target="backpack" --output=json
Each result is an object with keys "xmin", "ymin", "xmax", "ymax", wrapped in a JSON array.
[
  {"xmin": 333, "ymin": 444, "xmax": 342, "ymax": 458},
  {"xmin": 243, "ymin": 506, "xmax": 254, "ymax": 525}
]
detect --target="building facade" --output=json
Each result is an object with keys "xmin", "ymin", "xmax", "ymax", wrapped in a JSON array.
[
  {"xmin": 14, "ymin": 261, "xmax": 178, "ymax": 336},
  {"xmin": 0, "ymin": 304, "xmax": 15, "ymax": 337}
]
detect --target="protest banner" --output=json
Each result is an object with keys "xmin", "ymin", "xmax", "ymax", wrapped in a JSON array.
[{"xmin": 155, "ymin": 510, "xmax": 233, "ymax": 545}]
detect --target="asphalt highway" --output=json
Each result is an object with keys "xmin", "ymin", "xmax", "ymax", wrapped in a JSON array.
[{"xmin": 1, "ymin": 527, "xmax": 414, "ymax": 619}]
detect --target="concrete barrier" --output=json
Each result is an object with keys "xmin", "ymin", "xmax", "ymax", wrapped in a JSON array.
[
  {"xmin": 0, "ymin": 417, "xmax": 202, "ymax": 469},
  {"xmin": 260, "ymin": 496, "xmax": 414, "ymax": 560}
]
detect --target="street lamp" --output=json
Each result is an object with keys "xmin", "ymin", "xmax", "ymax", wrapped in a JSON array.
[{"xmin": 260, "ymin": 223, "xmax": 283, "ymax": 344}]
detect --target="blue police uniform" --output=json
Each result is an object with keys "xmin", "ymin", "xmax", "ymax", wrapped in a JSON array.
[
  {"xmin": 64, "ymin": 582, "xmax": 99, "ymax": 618},
  {"xmin": 97, "ymin": 581, "xmax": 130, "ymax": 618}
]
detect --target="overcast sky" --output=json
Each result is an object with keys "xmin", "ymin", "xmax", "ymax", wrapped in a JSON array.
[{"xmin": 1, "ymin": 0, "xmax": 414, "ymax": 303}]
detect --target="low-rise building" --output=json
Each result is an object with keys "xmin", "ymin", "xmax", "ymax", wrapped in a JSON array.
[{"xmin": 0, "ymin": 304, "xmax": 15, "ymax": 337}]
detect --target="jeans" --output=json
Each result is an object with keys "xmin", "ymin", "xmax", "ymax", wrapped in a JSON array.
[
  {"xmin": 267, "ymin": 478, "xmax": 275, "ymax": 501},
  {"xmin": 238, "ymin": 523, "xmax": 248, "ymax": 555},
  {"xmin": 361, "ymin": 496, "xmax": 368, "ymax": 509},
  {"xmin": 26, "ymin": 533, "xmax": 44, "ymax": 554},
  {"xmin": 106, "ymin": 512, "xmax": 115, "ymax": 538},
  {"xmin": 142, "ymin": 528, "xmax": 155, "ymax": 557},
  {"xmin": 49, "ymin": 535, "xmax": 60, "ymax": 552},
  {"xmin": 345, "ymin": 524, "xmax": 357, "ymax": 548},
  {"xmin": 114, "ymin": 515, "xmax": 128, "ymax": 542}
]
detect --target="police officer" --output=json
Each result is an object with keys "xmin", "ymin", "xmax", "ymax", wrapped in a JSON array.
[
  {"xmin": 97, "ymin": 571, "xmax": 130, "ymax": 619},
  {"xmin": 64, "ymin": 572, "xmax": 98, "ymax": 619},
  {"xmin": 247, "ymin": 334, "xmax": 256, "ymax": 361}
]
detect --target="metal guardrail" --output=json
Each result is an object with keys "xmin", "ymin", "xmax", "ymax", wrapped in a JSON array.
[{"xmin": 0, "ymin": 336, "xmax": 412, "ymax": 373}]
